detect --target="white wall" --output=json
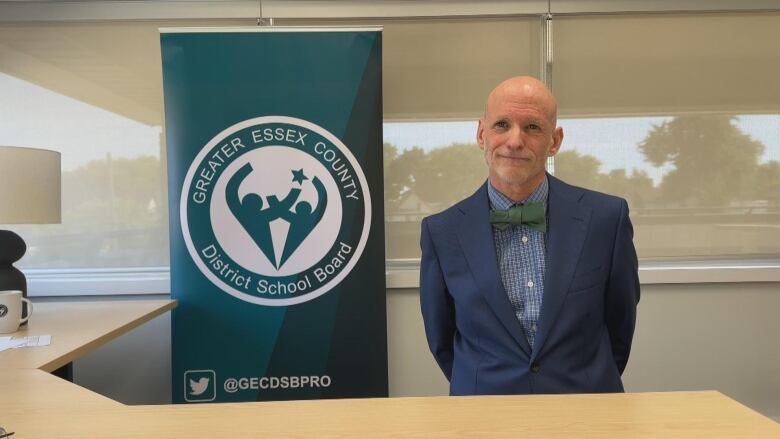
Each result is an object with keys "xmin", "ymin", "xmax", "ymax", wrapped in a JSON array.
[
  {"xmin": 71, "ymin": 283, "xmax": 780, "ymax": 421},
  {"xmin": 623, "ymin": 282, "xmax": 780, "ymax": 418}
]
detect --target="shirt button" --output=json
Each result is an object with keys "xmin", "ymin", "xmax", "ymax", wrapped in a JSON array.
[
  {"xmin": 527, "ymin": 280, "xmax": 534, "ymax": 288},
  {"xmin": 531, "ymin": 363, "xmax": 541, "ymax": 373},
  {"xmin": 521, "ymin": 236, "xmax": 529, "ymax": 243}
]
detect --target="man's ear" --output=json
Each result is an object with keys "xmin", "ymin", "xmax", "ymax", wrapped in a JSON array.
[
  {"xmin": 476, "ymin": 119, "xmax": 486, "ymax": 150},
  {"xmin": 548, "ymin": 126, "xmax": 564, "ymax": 156}
]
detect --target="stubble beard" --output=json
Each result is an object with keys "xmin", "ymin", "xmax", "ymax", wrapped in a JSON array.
[{"xmin": 486, "ymin": 152, "xmax": 545, "ymax": 194}]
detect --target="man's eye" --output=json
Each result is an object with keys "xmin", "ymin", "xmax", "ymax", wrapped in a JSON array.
[
  {"xmin": 494, "ymin": 121, "xmax": 509, "ymax": 129},
  {"xmin": 528, "ymin": 123, "xmax": 540, "ymax": 130}
]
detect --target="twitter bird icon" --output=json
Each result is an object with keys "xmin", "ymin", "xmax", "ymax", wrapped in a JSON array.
[
  {"xmin": 189, "ymin": 377, "xmax": 210, "ymax": 396},
  {"xmin": 184, "ymin": 370, "xmax": 216, "ymax": 402}
]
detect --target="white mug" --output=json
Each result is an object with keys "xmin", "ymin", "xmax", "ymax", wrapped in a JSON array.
[{"xmin": 0, "ymin": 290, "xmax": 33, "ymax": 334}]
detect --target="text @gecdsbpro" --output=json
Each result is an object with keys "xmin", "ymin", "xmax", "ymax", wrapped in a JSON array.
[{"xmin": 223, "ymin": 375, "xmax": 332, "ymax": 393}]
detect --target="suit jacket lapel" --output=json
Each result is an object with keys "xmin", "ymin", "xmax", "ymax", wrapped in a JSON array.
[
  {"xmin": 532, "ymin": 175, "xmax": 592, "ymax": 361},
  {"xmin": 456, "ymin": 183, "xmax": 532, "ymax": 357}
]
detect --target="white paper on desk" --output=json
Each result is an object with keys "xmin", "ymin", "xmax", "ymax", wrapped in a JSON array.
[
  {"xmin": 0, "ymin": 335, "xmax": 52, "ymax": 351},
  {"xmin": 0, "ymin": 336, "xmax": 27, "ymax": 352},
  {"xmin": 18, "ymin": 335, "xmax": 52, "ymax": 347}
]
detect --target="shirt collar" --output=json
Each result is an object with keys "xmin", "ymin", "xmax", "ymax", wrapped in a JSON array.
[{"xmin": 487, "ymin": 174, "xmax": 549, "ymax": 210}]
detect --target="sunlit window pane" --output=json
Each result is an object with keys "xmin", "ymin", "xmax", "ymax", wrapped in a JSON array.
[
  {"xmin": 0, "ymin": 20, "xmax": 253, "ymax": 269},
  {"xmin": 383, "ymin": 121, "xmax": 484, "ymax": 259},
  {"xmin": 556, "ymin": 115, "xmax": 780, "ymax": 261},
  {"xmin": 554, "ymin": 12, "xmax": 780, "ymax": 262}
]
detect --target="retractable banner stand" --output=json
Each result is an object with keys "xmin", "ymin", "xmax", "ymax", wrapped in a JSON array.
[{"xmin": 161, "ymin": 28, "xmax": 386, "ymax": 403}]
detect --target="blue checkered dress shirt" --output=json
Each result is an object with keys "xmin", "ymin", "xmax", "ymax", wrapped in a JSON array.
[{"xmin": 487, "ymin": 176, "xmax": 548, "ymax": 348}]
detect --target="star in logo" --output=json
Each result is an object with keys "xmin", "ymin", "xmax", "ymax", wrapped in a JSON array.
[{"xmin": 291, "ymin": 168, "xmax": 308, "ymax": 185}]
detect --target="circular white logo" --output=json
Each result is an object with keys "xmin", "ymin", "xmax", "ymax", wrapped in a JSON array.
[{"xmin": 180, "ymin": 116, "xmax": 371, "ymax": 306}]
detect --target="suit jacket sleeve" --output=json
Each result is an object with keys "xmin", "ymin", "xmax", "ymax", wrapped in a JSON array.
[
  {"xmin": 419, "ymin": 217, "xmax": 456, "ymax": 381},
  {"xmin": 606, "ymin": 199, "xmax": 640, "ymax": 374}
]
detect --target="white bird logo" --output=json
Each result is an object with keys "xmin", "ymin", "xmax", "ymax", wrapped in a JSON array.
[{"xmin": 189, "ymin": 377, "xmax": 210, "ymax": 396}]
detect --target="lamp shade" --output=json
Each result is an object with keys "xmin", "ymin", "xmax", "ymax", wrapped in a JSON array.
[{"xmin": 0, "ymin": 146, "xmax": 61, "ymax": 224}]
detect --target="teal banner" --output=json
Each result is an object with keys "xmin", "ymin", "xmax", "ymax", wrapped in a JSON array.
[{"xmin": 161, "ymin": 28, "xmax": 386, "ymax": 403}]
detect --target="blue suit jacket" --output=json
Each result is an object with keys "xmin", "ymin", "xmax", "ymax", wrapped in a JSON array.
[{"xmin": 420, "ymin": 175, "xmax": 639, "ymax": 395}]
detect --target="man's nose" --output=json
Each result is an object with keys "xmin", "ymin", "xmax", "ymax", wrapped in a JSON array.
[{"xmin": 505, "ymin": 127, "xmax": 525, "ymax": 149}]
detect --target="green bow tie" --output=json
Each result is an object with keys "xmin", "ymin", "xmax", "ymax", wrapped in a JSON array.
[{"xmin": 490, "ymin": 202, "xmax": 547, "ymax": 232}]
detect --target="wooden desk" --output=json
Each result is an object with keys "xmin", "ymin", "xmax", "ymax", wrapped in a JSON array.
[
  {"xmin": 1, "ymin": 299, "xmax": 778, "ymax": 438},
  {"xmin": 0, "ymin": 300, "xmax": 176, "ymax": 372},
  {"xmin": 2, "ymin": 384, "xmax": 779, "ymax": 438},
  {"xmin": 0, "ymin": 368, "xmax": 120, "ymax": 410}
]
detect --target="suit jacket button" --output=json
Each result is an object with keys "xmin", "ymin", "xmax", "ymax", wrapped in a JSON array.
[{"xmin": 531, "ymin": 363, "xmax": 541, "ymax": 373}]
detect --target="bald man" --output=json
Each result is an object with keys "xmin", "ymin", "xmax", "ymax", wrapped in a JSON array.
[{"xmin": 420, "ymin": 76, "xmax": 639, "ymax": 395}]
